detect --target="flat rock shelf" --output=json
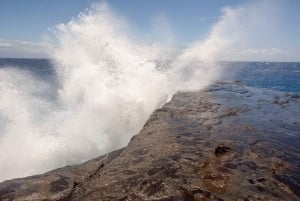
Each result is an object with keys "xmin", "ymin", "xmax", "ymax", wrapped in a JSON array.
[{"xmin": 0, "ymin": 81, "xmax": 300, "ymax": 201}]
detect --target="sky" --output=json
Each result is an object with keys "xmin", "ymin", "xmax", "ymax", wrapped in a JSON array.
[{"xmin": 0, "ymin": 0, "xmax": 299, "ymax": 61}]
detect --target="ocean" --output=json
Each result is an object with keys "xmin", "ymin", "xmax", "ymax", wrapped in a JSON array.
[
  {"xmin": 222, "ymin": 61, "xmax": 300, "ymax": 93},
  {"xmin": 0, "ymin": 58, "xmax": 55, "ymax": 81},
  {"xmin": 1, "ymin": 58, "xmax": 299, "ymax": 93}
]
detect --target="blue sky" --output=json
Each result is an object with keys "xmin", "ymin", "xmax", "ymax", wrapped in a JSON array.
[
  {"xmin": 0, "ymin": 0, "xmax": 245, "ymax": 42},
  {"xmin": 0, "ymin": 0, "xmax": 299, "ymax": 60},
  {"xmin": 0, "ymin": 0, "xmax": 91, "ymax": 42}
]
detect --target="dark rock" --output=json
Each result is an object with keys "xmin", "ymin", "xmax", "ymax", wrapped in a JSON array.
[
  {"xmin": 0, "ymin": 81, "xmax": 300, "ymax": 200},
  {"xmin": 248, "ymin": 179, "xmax": 255, "ymax": 184},
  {"xmin": 257, "ymin": 178, "xmax": 266, "ymax": 183},
  {"xmin": 215, "ymin": 146, "xmax": 231, "ymax": 157}
]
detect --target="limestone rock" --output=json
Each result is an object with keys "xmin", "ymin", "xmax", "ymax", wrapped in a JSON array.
[{"xmin": 0, "ymin": 82, "xmax": 299, "ymax": 200}]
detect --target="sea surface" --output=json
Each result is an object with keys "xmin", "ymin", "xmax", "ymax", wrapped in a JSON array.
[
  {"xmin": 222, "ymin": 61, "xmax": 300, "ymax": 93},
  {"xmin": 1, "ymin": 58, "xmax": 299, "ymax": 93},
  {"xmin": 0, "ymin": 58, "xmax": 55, "ymax": 81}
]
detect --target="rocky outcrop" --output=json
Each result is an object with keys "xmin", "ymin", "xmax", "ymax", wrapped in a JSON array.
[{"xmin": 0, "ymin": 81, "xmax": 300, "ymax": 201}]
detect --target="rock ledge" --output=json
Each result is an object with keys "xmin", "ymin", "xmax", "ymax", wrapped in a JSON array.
[{"xmin": 1, "ymin": 82, "xmax": 300, "ymax": 201}]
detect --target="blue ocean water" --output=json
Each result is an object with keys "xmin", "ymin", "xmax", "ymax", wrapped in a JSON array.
[
  {"xmin": 0, "ymin": 58, "xmax": 55, "ymax": 80},
  {"xmin": 0, "ymin": 58, "xmax": 299, "ymax": 93},
  {"xmin": 222, "ymin": 61, "xmax": 300, "ymax": 93}
]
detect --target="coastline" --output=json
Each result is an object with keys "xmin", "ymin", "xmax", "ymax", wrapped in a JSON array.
[{"xmin": 0, "ymin": 81, "xmax": 299, "ymax": 200}]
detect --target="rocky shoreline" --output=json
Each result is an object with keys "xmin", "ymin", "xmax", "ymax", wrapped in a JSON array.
[{"xmin": 0, "ymin": 82, "xmax": 300, "ymax": 201}]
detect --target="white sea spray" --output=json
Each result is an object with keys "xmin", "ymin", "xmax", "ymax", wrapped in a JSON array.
[{"xmin": 0, "ymin": 1, "xmax": 283, "ymax": 181}]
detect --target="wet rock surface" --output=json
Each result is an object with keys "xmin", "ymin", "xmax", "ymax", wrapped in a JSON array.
[{"xmin": 1, "ymin": 81, "xmax": 300, "ymax": 200}]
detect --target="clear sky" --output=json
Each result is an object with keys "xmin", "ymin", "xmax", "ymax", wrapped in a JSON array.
[
  {"xmin": 0, "ymin": 0, "xmax": 299, "ymax": 61},
  {"xmin": 0, "ymin": 0, "xmax": 246, "ymax": 42}
]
